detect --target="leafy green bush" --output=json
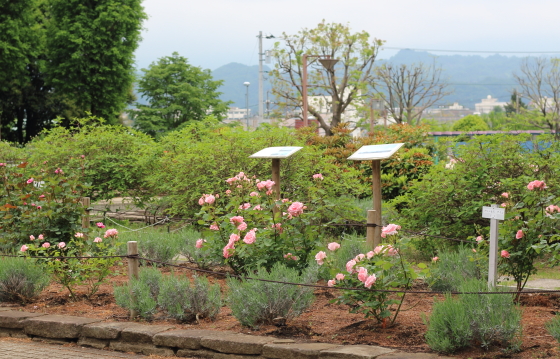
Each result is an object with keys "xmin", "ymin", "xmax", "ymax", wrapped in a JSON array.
[
  {"xmin": 0, "ymin": 141, "xmax": 25, "ymax": 163},
  {"xmin": 26, "ymin": 118, "xmax": 157, "ymax": 202},
  {"xmin": 0, "ymin": 257, "xmax": 50, "ymax": 303},
  {"xmin": 114, "ymin": 266, "xmax": 162, "ymax": 319},
  {"xmin": 428, "ymin": 246, "xmax": 488, "ymax": 292},
  {"xmin": 425, "ymin": 279, "xmax": 522, "ymax": 353},
  {"xmin": 158, "ymin": 274, "xmax": 221, "ymax": 322},
  {"xmin": 177, "ymin": 227, "xmax": 221, "ymax": 269},
  {"xmin": 119, "ymin": 230, "xmax": 183, "ymax": 266},
  {"xmin": 226, "ymin": 263, "xmax": 316, "ymax": 328}
]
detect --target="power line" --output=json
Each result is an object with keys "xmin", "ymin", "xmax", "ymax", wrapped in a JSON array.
[{"xmin": 381, "ymin": 47, "xmax": 560, "ymax": 54}]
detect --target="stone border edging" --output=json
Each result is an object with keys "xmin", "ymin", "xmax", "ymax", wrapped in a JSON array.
[{"xmin": 0, "ymin": 310, "xmax": 451, "ymax": 359}]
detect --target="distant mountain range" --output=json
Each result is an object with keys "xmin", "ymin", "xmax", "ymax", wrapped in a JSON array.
[{"xmin": 211, "ymin": 49, "xmax": 527, "ymax": 110}]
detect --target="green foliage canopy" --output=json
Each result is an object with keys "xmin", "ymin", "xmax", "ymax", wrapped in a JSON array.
[{"xmin": 451, "ymin": 114, "xmax": 490, "ymax": 132}]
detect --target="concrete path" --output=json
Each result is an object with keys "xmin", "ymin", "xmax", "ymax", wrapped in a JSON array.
[{"xmin": 0, "ymin": 338, "xmax": 146, "ymax": 359}]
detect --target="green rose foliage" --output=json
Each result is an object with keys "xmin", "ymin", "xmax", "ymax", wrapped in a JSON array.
[
  {"xmin": 0, "ymin": 161, "xmax": 88, "ymax": 249},
  {"xmin": 393, "ymin": 134, "xmax": 560, "ymax": 252},
  {"xmin": 26, "ymin": 117, "xmax": 156, "ymax": 203},
  {"xmin": 147, "ymin": 122, "xmax": 367, "ymax": 219}
]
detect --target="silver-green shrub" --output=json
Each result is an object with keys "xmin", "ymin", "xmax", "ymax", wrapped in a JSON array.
[
  {"xmin": 0, "ymin": 257, "xmax": 50, "ymax": 303},
  {"xmin": 158, "ymin": 274, "xmax": 221, "ymax": 321},
  {"xmin": 427, "ymin": 246, "xmax": 487, "ymax": 292},
  {"xmin": 546, "ymin": 314, "xmax": 560, "ymax": 343},
  {"xmin": 425, "ymin": 279, "xmax": 522, "ymax": 353},
  {"xmin": 227, "ymin": 263, "xmax": 316, "ymax": 328},
  {"xmin": 114, "ymin": 266, "xmax": 162, "ymax": 319}
]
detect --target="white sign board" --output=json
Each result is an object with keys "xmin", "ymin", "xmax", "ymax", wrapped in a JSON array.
[
  {"xmin": 482, "ymin": 206, "xmax": 505, "ymax": 220},
  {"xmin": 347, "ymin": 143, "xmax": 405, "ymax": 161},
  {"xmin": 249, "ymin": 146, "xmax": 303, "ymax": 159}
]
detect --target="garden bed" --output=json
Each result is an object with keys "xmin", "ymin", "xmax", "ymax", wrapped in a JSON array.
[{"xmin": 2, "ymin": 263, "xmax": 559, "ymax": 359}]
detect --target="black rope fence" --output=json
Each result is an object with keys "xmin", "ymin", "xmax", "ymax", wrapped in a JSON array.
[{"xmin": 1, "ymin": 253, "xmax": 558, "ymax": 296}]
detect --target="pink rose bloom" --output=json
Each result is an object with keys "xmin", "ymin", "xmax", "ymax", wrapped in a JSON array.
[
  {"xmin": 373, "ymin": 246, "xmax": 383, "ymax": 255},
  {"xmin": 527, "ymin": 180, "xmax": 547, "ymax": 190},
  {"xmin": 31, "ymin": 203, "xmax": 36, "ymax": 206},
  {"xmin": 36, "ymin": 206, "xmax": 42, "ymax": 209},
  {"xmin": 96, "ymin": 222, "xmax": 106, "ymax": 228},
  {"xmin": 230, "ymin": 216, "xmax": 244, "ymax": 224},
  {"xmin": 42, "ymin": 242, "xmax": 50, "ymax": 248},
  {"xmin": 104, "ymin": 229, "xmax": 118, "ymax": 238},
  {"xmin": 81, "ymin": 155, "xmax": 85, "ymax": 159},
  {"xmin": 357, "ymin": 267, "xmax": 368, "ymax": 282},
  {"xmin": 266, "ymin": 190, "xmax": 273, "ymax": 196},
  {"xmin": 198, "ymin": 197, "xmax": 204, "ymax": 205},
  {"xmin": 272, "ymin": 223, "xmax": 283, "ymax": 233},
  {"xmin": 501, "ymin": 192, "xmax": 509, "ymax": 198},
  {"xmin": 237, "ymin": 222, "xmax": 248, "ymax": 231},
  {"xmin": 253, "ymin": 205, "xmax": 262, "ymax": 211},
  {"xmin": 195, "ymin": 239, "xmax": 205, "ymax": 248},
  {"xmin": 226, "ymin": 177, "xmax": 237, "ymax": 185},
  {"xmin": 58, "ymin": 242, "xmax": 66, "ymax": 249},
  {"xmin": 516, "ymin": 230, "xmax": 524, "ymax": 239},
  {"xmin": 501, "ymin": 203, "xmax": 507, "ymax": 208},
  {"xmin": 546, "ymin": 205, "xmax": 560, "ymax": 214},
  {"xmin": 472, "ymin": 248, "xmax": 477, "ymax": 253},
  {"xmin": 315, "ymin": 251, "xmax": 327, "ymax": 265},
  {"xmin": 74, "ymin": 232, "xmax": 84, "ymax": 238},
  {"xmin": 20, "ymin": 245, "xmax": 28, "ymax": 252},
  {"xmin": 364, "ymin": 274, "xmax": 377, "ymax": 289},
  {"xmin": 249, "ymin": 192, "xmax": 259, "ymax": 197},
  {"xmin": 355, "ymin": 253, "xmax": 366, "ymax": 261},
  {"xmin": 0, "ymin": 163, "xmax": 5, "ymax": 166},
  {"xmin": 281, "ymin": 198, "xmax": 290, "ymax": 203},
  {"xmin": 312, "ymin": 173, "xmax": 324, "ymax": 180},
  {"xmin": 204, "ymin": 195, "xmax": 215, "ymax": 204},
  {"xmin": 476, "ymin": 236, "xmax": 483, "ymax": 243},
  {"xmin": 26, "ymin": 178, "xmax": 34, "ymax": 184},
  {"xmin": 38, "ymin": 234, "xmax": 44, "ymax": 240},
  {"xmin": 210, "ymin": 223, "xmax": 219, "ymax": 231},
  {"xmin": 239, "ymin": 203, "xmax": 251, "ymax": 210},
  {"xmin": 501, "ymin": 250, "xmax": 510, "ymax": 258},
  {"xmin": 432, "ymin": 256, "xmax": 439, "ymax": 262},
  {"xmin": 386, "ymin": 245, "xmax": 398, "ymax": 256},
  {"xmin": 39, "ymin": 195, "xmax": 45, "ymax": 199},
  {"xmin": 243, "ymin": 230, "xmax": 257, "ymax": 244},
  {"xmin": 225, "ymin": 189, "xmax": 232, "ymax": 195},
  {"xmin": 327, "ymin": 242, "xmax": 340, "ymax": 251},
  {"xmin": 381, "ymin": 223, "xmax": 401, "ymax": 238},
  {"xmin": 93, "ymin": 237, "xmax": 102, "ymax": 243},
  {"xmin": 366, "ymin": 251, "xmax": 375, "ymax": 259},
  {"xmin": 327, "ymin": 279, "xmax": 336, "ymax": 287},
  {"xmin": 283, "ymin": 253, "xmax": 292, "ymax": 259},
  {"xmin": 346, "ymin": 259, "xmax": 357, "ymax": 273},
  {"xmin": 229, "ymin": 233, "xmax": 240, "ymax": 242},
  {"xmin": 335, "ymin": 273, "xmax": 345, "ymax": 281},
  {"xmin": 223, "ymin": 241, "xmax": 235, "ymax": 258},
  {"xmin": 30, "ymin": 235, "xmax": 35, "ymax": 241},
  {"xmin": 287, "ymin": 202, "xmax": 306, "ymax": 217}
]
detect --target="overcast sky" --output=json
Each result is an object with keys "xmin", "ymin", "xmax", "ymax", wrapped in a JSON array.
[{"xmin": 134, "ymin": 0, "xmax": 560, "ymax": 71}]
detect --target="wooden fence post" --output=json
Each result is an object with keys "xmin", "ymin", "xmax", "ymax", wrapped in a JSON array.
[
  {"xmin": 127, "ymin": 241, "xmax": 139, "ymax": 319},
  {"xmin": 80, "ymin": 197, "xmax": 90, "ymax": 240}
]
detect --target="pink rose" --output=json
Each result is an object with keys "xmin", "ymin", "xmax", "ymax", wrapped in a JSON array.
[
  {"xmin": 527, "ymin": 180, "xmax": 547, "ymax": 190},
  {"xmin": 364, "ymin": 274, "xmax": 377, "ymax": 288},
  {"xmin": 366, "ymin": 251, "xmax": 375, "ymax": 259},
  {"xmin": 38, "ymin": 234, "xmax": 44, "ymax": 240},
  {"xmin": 249, "ymin": 192, "xmax": 259, "ymax": 197},
  {"xmin": 223, "ymin": 241, "xmax": 235, "ymax": 258},
  {"xmin": 205, "ymin": 195, "xmax": 215, "ymax": 204},
  {"xmin": 36, "ymin": 206, "xmax": 42, "ymax": 209},
  {"xmin": 346, "ymin": 259, "xmax": 356, "ymax": 273},
  {"xmin": 96, "ymin": 222, "xmax": 106, "ymax": 228},
  {"xmin": 282, "ymin": 198, "xmax": 290, "ymax": 203},
  {"xmin": 104, "ymin": 229, "xmax": 118, "ymax": 238},
  {"xmin": 20, "ymin": 245, "xmax": 28, "ymax": 252},
  {"xmin": 225, "ymin": 189, "xmax": 232, "ymax": 195},
  {"xmin": 373, "ymin": 246, "xmax": 383, "ymax": 255},
  {"xmin": 210, "ymin": 223, "xmax": 219, "ymax": 231},
  {"xmin": 238, "ymin": 203, "xmax": 251, "ymax": 210},
  {"xmin": 381, "ymin": 223, "xmax": 401, "ymax": 238},
  {"xmin": 432, "ymin": 256, "xmax": 439, "ymax": 262},
  {"xmin": 312, "ymin": 173, "xmax": 324, "ymax": 180},
  {"xmin": 42, "ymin": 242, "xmax": 50, "ymax": 248},
  {"xmin": 195, "ymin": 239, "xmax": 205, "ymax": 248},
  {"xmin": 327, "ymin": 242, "xmax": 340, "ymax": 251},
  {"xmin": 243, "ymin": 230, "xmax": 257, "ymax": 244},
  {"xmin": 237, "ymin": 222, "xmax": 248, "ymax": 231},
  {"xmin": 93, "ymin": 237, "xmax": 102, "ymax": 243},
  {"xmin": 229, "ymin": 233, "xmax": 240, "ymax": 243},
  {"xmin": 501, "ymin": 250, "xmax": 510, "ymax": 258},
  {"xmin": 546, "ymin": 205, "xmax": 560, "ymax": 214},
  {"xmin": 58, "ymin": 242, "xmax": 66, "ymax": 249},
  {"xmin": 287, "ymin": 202, "xmax": 306, "ymax": 217},
  {"xmin": 501, "ymin": 203, "xmax": 507, "ymax": 208},
  {"xmin": 198, "ymin": 197, "xmax": 204, "ymax": 205},
  {"xmin": 315, "ymin": 251, "xmax": 327, "ymax": 265},
  {"xmin": 26, "ymin": 178, "xmax": 34, "ymax": 184},
  {"xmin": 476, "ymin": 236, "xmax": 483, "ymax": 243},
  {"xmin": 355, "ymin": 253, "xmax": 366, "ymax": 261},
  {"xmin": 30, "ymin": 235, "xmax": 35, "ymax": 241},
  {"xmin": 230, "ymin": 216, "xmax": 244, "ymax": 224},
  {"xmin": 74, "ymin": 232, "xmax": 84, "ymax": 238},
  {"xmin": 253, "ymin": 205, "xmax": 263, "ymax": 211},
  {"xmin": 386, "ymin": 245, "xmax": 398, "ymax": 256},
  {"xmin": 327, "ymin": 279, "xmax": 336, "ymax": 287},
  {"xmin": 357, "ymin": 267, "xmax": 368, "ymax": 282},
  {"xmin": 335, "ymin": 273, "xmax": 345, "ymax": 281},
  {"xmin": 516, "ymin": 230, "xmax": 524, "ymax": 239},
  {"xmin": 501, "ymin": 192, "xmax": 509, "ymax": 198},
  {"xmin": 39, "ymin": 195, "xmax": 45, "ymax": 199}
]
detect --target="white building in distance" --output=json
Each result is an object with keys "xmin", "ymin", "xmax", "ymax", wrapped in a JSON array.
[{"xmin": 475, "ymin": 95, "xmax": 507, "ymax": 114}]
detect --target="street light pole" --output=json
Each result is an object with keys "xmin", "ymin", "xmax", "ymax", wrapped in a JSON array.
[
  {"xmin": 301, "ymin": 54, "xmax": 339, "ymax": 128},
  {"xmin": 244, "ymin": 82, "xmax": 250, "ymax": 129}
]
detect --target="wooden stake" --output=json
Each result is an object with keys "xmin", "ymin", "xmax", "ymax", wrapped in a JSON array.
[
  {"xmin": 127, "ymin": 241, "xmax": 139, "ymax": 319},
  {"xmin": 80, "ymin": 197, "xmax": 90, "ymax": 240},
  {"xmin": 272, "ymin": 159, "xmax": 281, "ymax": 201},
  {"xmin": 371, "ymin": 160, "xmax": 382, "ymax": 247}
]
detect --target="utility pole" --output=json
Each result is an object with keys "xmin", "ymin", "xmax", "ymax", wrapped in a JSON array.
[{"xmin": 258, "ymin": 31, "xmax": 264, "ymax": 122}]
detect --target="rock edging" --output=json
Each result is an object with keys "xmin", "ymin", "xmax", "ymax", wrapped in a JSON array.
[{"xmin": 0, "ymin": 310, "xmax": 450, "ymax": 358}]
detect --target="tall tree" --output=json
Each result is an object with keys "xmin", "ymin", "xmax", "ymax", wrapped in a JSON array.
[
  {"xmin": 372, "ymin": 61, "xmax": 450, "ymax": 125},
  {"xmin": 513, "ymin": 57, "xmax": 560, "ymax": 134},
  {"xmin": 270, "ymin": 21, "xmax": 383, "ymax": 136},
  {"xmin": 46, "ymin": 0, "xmax": 146, "ymax": 123},
  {"xmin": 132, "ymin": 52, "xmax": 230, "ymax": 137}
]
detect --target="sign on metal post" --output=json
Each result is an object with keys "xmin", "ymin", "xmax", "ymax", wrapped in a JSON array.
[{"xmin": 482, "ymin": 204, "xmax": 505, "ymax": 288}]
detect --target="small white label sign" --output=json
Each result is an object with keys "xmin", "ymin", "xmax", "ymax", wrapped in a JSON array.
[
  {"xmin": 482, "ymin": 206, "xmax": 505, "ymax": 220},
  {"xmin": 249, "ymin": 146, "xmax": 303, "ymax": 159},
  {"xmin": 347, "ymin": 143, "xmax": 404, "ymax": 161}
]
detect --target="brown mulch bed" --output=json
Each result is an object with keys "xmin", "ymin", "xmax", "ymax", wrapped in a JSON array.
[{"xmin": 2, "ymin": 263, "xmax": 560, "ymax": 359}]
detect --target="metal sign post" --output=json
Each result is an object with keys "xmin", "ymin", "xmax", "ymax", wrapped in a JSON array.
[
  {"xmin": 482, "ymin": 204, "xmax": 505, "ymax": 288},
  {"xmin": 249, "ymin": 146, "xmax": 303, "ymax": 201},
  {"xmin": 348, "ymin": 143, "xmax": 404, "ymax": 248}
]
